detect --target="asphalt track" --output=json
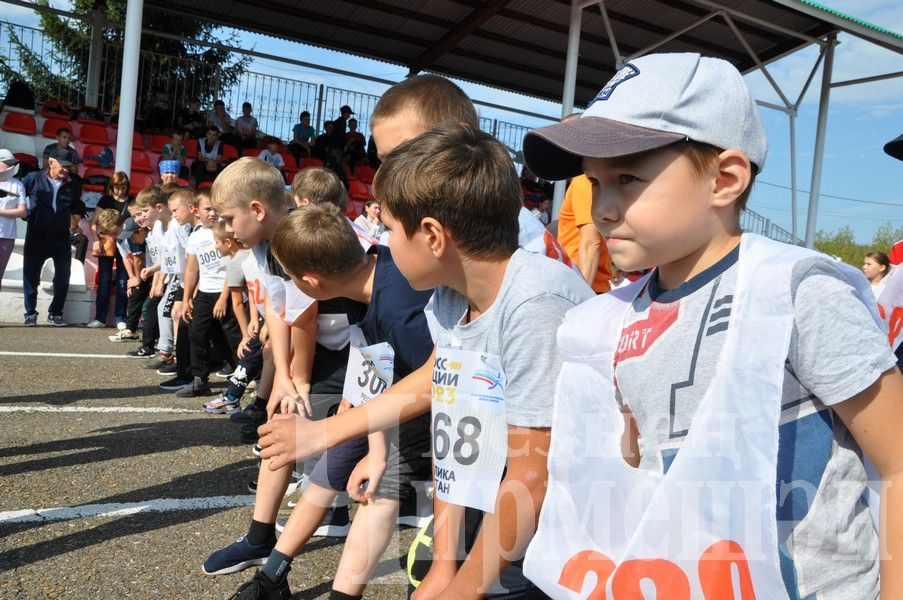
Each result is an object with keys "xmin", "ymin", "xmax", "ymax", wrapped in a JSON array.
[{"xmin": 0, "ymin": 324, "xmax": 414, "ymax": 599}]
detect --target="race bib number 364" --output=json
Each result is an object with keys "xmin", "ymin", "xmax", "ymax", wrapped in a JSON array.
[{"xmin": 432, "ymin": 347, "xmax": 507, "ymax": 513}]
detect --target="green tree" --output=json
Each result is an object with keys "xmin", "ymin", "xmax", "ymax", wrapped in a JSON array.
[
  {"xmin": 0, "ymin": 0, "xmax": 249, "ymax": 119},
  {"xmin": 814, "ymin": 226, "xmax": 869, "ymax": 267},
  {"xmin": 871, "ymin": 221, "xmax": 903, "ymax": 252}
]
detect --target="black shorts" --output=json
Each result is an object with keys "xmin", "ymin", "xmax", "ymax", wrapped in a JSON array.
[{"xmin": 161, "ymin": 281, "xmax": 182, "ymax": 319}]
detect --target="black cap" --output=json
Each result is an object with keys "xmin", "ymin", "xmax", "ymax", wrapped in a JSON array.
[
  {"xmin": 340, "ymin": 105, "xmax": 354, "ymax": 115},
  {"xmin": 47, "ymin": 148, "xmax": 73, "ymax": 167},
  {"xmin": 118, "ymin": 217, "xmax": 139, "ymax": 241}
]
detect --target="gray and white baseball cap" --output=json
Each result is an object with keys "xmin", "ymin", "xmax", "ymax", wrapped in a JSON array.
[{"xmin": 524, "ymin": 52, "xmax": 767, "ymax": 181}]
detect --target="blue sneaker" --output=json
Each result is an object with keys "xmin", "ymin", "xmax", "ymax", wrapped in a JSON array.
[
  {"xmin": 202, "ymin": 535, "xmax": 273, "ymax": 576},
  {"xmin": 23, "ymin": 313, "xmax": 38, "ymax": 327}
]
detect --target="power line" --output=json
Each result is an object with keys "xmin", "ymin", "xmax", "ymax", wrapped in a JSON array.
[{"xmin": 756, "ymin": 180, "xmax": 903, "ymax": 207}]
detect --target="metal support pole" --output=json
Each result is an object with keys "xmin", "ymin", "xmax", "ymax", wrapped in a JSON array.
[
  {"xmin": 804, "ymin": 33, "xmax": 837, "ymax": 249},
  {"xmin": 315, "ymin": 84, "xmax": 325, "ymax": 131},
  {"xmin": 85, "ymin": 10, "xmax": 104, "ymax": 107},
  {"xmin": 789, "ymin": 110, "xmax": 798, "ymax": 244},
  {"xmin": 553, "ymin": 0, "xmax": 583, "ymax": 218},
  {"xmin": 114, "ymin": 0, "xmax": 143, "ymax": 176},
  {"xmin": 597, "ymin": 0, "xmax": 622, "ymax": 67}
]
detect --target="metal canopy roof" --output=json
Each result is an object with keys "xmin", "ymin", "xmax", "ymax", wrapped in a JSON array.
[{"xmin": 143, "ymin": 0, "xmax": 901, "ymax": 107}]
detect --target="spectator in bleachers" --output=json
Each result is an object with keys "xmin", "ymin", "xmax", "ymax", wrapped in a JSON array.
[
  {"xmin": 353, "ymin": 199, "xmax": 385, "ymax": 238},
  {"xmin": 193, "ymin": 126, "xmax": 224, "ymax": 185},
  {"xmin": 366, "ymin": 134, "xmax": 380, "ymax": 168},
  {"xmin": 311, "ymin": 121, "xmax": 332, "ymax": 162},
  {"xmin": 142, "ymin": 86, "xmax": 171, "ymax": 134},
  {"xmin": 328, "ymin": 105, "xmax": 353, "ymax": 164},
  {"xmin": 257, "ymin": 138, "xmax": 285, "ymax": 177},
  {"xmin": 531, "ymin": 197, "xmax": 551, "ymax": 226},
  {"xmin": 21, "ymin": 148, "xmax": 86, "ymax": 327},
  {"xmin": 177, "ymin": 98, "xmax": 205, "ymax": 138},
  {"xmin": 344, "ymin": 117, "xmax": 366, "ymax": 171},
  {"xmin": 159, "ymin": 160, "xmax": 181, "ymax": 186},
  {"xmin": 42, "ymin": 128, "xmax": 80, "ymax": 169},
  {"xmin": 207, "ymin": 100, "xmax": 238, "ymax": 148},
  {"xmin": 161, "ymin": 132, "xmax": 189, "ymax": 179},
  {"xmin": 0, "ymin": 150, "xmax": 27, "ymax": 292},
  {"xmin": 234, "ymin": 102, "xmax": 259, "ymax": 150},
  {"xmin": 289, "ymin": 110, "xmax": 315, "ymax": 164}
]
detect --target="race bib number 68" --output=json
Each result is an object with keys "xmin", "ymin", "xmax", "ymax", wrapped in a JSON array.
[{"xmin": 432, "ymin": 347, "xmax": 507, "ymax": 513}]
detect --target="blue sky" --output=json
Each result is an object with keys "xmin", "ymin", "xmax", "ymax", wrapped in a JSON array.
[{"xmin": 6, "ymin": 0, "xmax": 903, "ymax": 244}]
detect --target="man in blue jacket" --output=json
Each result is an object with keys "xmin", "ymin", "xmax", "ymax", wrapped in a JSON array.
[{"xmin": 21, "ymin": 148, "xmax": 85, "ymax": 327}]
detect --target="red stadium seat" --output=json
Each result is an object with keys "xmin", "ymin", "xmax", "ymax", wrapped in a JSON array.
[
  {"xmin": 186, "ymin": 142, "xmax": 197, "ymax": 159},
  {"xmin": 2, "ymin": 112, "xmax": 36, "ymax": 134},
  {"xmin": 242, "ymin": 148, "xmax": 260, "ymax": 158},
  {"xmin": 81, "ymin": 144, "xmax": 106, "ymax": 167},
  {"xmin": 348, "ymin": 179, "xmax": 374, "ymax": 203},
  {"xmin": 300, "ymin": 157, "xmax": 324, "ymax": 169},
  {"xmin": 83, "ymin": 167, "xmax": 113, "ymax": 193},
  {"xmin": 40, "ymin": 99, "xmax": 71, "ymax": 119},
  {"xmin": 149, "ymin": 134, "xmax": 170, "ymax": 153},
  {"xmin": 131, "ymin": 150, "xmax": 152, "ymax": 173},
  {"xmin": 354, "ymin": 164, "xmax": 377, "ymax": 184},
  {"xmin": 13, "ymin": 152, "xmax": 38, "ymax": 169},
  {"xmin": 79, "ymin": 123, "xmax": 109, "ymax": 145},
  {"xmin": 132, "ymin": 131, "xmax": 145, "ymax": 150},
  {"xmin": 279, "ymin": 152, "xmax": 298, "ymax": 171},
  {"xmin": 197, "ymin": 180, "xmax": 213, "ymax": 189},
  {"xmin": 222, "ymin": 144, "xmax": 239, "ymax": 163},
  {"xmin": 129, "ymin": 172, "xmax": 155, "ymax": 196},
  {"xmin": 42, "ymin": 117, "xmax": 71, "ymax": 139}
]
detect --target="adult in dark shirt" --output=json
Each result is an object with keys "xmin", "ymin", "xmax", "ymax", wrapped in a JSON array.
[
  {"xmin": 328, "ymin": 105, "xmax": 354, "ymax": 187},
  {"xmin": 311, "ymin": 122, "xmax": 333, "ymax": 162},
  {"xmin": 21, "ymin": 148, "xmax": 86, "ymax": 326},
  {"xmin": 177, "ymin": 99, "xmax": 205, "ymax": 138}
]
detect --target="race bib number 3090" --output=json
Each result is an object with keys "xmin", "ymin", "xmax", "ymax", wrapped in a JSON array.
[{"xmin": 432, "ymin": 347, "xmax": 507, "ymax": 513}]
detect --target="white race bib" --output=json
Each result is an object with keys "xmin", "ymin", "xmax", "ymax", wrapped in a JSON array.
[
  {"xmin": 432, "ymin": 346, "xmax": 507, "ymax": 513},
  {"xmin": 342, "ymin": 326, "xmax": 394, "ymax": 407}
]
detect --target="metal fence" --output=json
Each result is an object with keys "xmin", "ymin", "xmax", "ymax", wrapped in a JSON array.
[
  {"xmin": 0, "ymin": 21, "xmax": 87, "ymax": 108},
  {"xmin": 741, "ymin": 209, "xmax": 797, "ymax": 244},
  {"xmin": 221, "ymin": 72, "xmax": 319, "ymax": 143},
  {"xmin": 321, "ymin": 86, "xmax": 381, "ymax": 139}
]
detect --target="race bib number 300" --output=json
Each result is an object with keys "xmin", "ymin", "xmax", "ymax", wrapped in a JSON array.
[
  {"xmin": 343, "ymin": 341, "xmax": 394, "ymax": 407},
  {"xmin": 432, "ymin": 347, "xmax": 507, "ymax": 513}
]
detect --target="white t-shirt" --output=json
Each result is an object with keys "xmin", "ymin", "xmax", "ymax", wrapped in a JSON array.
[
  {"xmin": 186, "ymin": 227, "xmax": 228, "ymax": 293},
  {"xmin": 0, "ymin": 178, "xmax": 26, "ymax": 239},
  {"xmin": 258, "ymin": 149, "xmax": 284, "ymax": 168},
  {"xmin": 146, "ymin": 219, "xmax": 165, "ymax": 268}
]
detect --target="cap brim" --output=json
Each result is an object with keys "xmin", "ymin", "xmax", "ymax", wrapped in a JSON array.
[
  {"xmin": 885, "ymin": 133, "xmax": 903, "ymax": 161},
  {"xmin": 48, "ymin": 157, "xmax": 73, "ymax": 167},
  {"xmin": 523, "ymin": 117, "xmax": 686, "ymax": 181}
]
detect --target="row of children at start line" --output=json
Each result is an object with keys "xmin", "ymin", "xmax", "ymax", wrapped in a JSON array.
[{"xmin": 140, "ymin": 53, "xmax": 903, "ymax": 600}]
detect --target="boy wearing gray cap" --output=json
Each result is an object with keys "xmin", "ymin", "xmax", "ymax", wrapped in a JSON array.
[{"xmin": 521, "ymin": 53, "xmax": 902, "ymax": 599}]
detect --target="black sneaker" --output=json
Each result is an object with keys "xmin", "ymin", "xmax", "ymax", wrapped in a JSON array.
[
  {"xmin": 23, "ymin": 313, "xmax": 37, "ymax": 327},
  {"xmin": 47, "ymin": 314, "xmax": 66, "ymax": 327},
  {"xmin": 142, "ymin": 355, "xmax": 173, "ymax": 370},
  {"xmin": 156, "ymin": 362, "xmax": 178, "ymax": 375},
  {"xmin": 247, "ymin": 477, "xmax": 257, "ymax": 493},
  {"xmin": 229, "ymin": 570, "xmax": 291, "ymax": 600},
  {"xmin": 126, "ymin": 345, "xmax": 155, "ymax": 358},
  {"xmin": 175, "ymin": 377, "xmax": 212, "ymax": 398},
  {"xmin": 159, "ymin": 376, "xmax": 193, "ymax": 391},
  {"xmin": 231, "ymin": 403, "xmax": 267, "ymax": 425},
  {"xmin": 240, "ymin": 422, "xmax": 261, "ymax": 444}
]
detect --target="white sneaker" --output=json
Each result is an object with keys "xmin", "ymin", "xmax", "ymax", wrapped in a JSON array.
[
  {"xmin": 109, "ymin": 329, "xmax": 139, "ymax": 342},
  {"xmin": 116, "ymin": 321, "xmax": 126, "ymax": 330},
  {"xmin": 86, "ymin": 320, "xmax": 105, "ymax": 328}
]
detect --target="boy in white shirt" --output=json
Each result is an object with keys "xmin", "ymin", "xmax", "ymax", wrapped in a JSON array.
[{"xmin": 177, "ymin": 192, "xmax": 241, "ymax": 397}]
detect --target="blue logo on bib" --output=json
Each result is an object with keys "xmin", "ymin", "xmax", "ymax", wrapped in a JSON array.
[{"xmin": 589, "ymin": 64, "xmax": 640, "ymax": 105}]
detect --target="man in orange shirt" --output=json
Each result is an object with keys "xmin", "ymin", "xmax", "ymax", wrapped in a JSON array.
[{"xmin": 557, "ymin": 173, "xmax": 612, "ymax": 293}]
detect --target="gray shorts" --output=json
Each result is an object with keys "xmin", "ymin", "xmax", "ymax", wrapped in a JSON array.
[{"xmin": 309, "ymin": 412, "xmax": 431, "ymax": 501}]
